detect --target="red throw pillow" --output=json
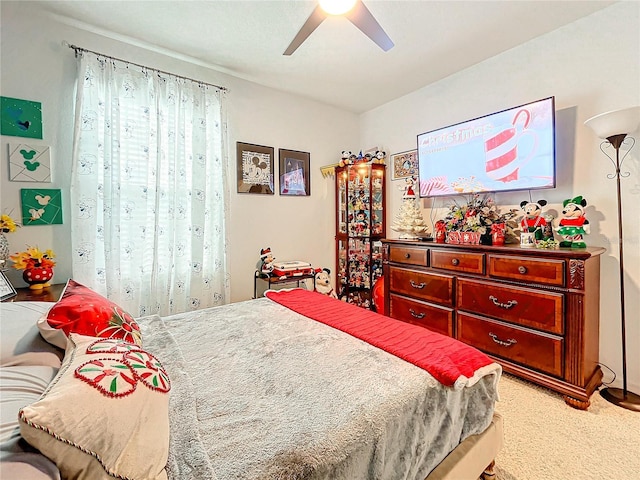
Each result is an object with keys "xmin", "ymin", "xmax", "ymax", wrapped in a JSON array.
[{"xmin": 38, "ymin": 280, "xmax": 141, "ymax": 349}]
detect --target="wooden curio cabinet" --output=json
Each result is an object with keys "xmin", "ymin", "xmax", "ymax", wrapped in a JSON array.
[{"xmin": 335, "ymin": 163, "xmax": 386, "ymax": 309}]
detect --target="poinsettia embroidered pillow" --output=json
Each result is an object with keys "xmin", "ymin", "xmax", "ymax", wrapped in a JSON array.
[
  {"xmin": 38, "ymin": 279, "xmax": 141, "ymax": 349},
  {"xmin": 19, "ymin": 334, "xmax": 170, "ymax": 480}
]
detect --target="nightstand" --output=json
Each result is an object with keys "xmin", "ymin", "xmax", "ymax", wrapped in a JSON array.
[
  {"xmin": 253, "ymin": 271, "xmax": 315, "ymax": 298},
  {"xmin": 3, "ymin": 283, "xmax": 66, "ymax": 302}
]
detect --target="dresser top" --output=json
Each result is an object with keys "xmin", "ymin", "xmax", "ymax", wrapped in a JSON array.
[{"xmin": 381, "ymin": 239, "xmax": 606, "ymax": 260}]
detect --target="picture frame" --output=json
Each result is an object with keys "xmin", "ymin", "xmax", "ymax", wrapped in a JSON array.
[
  {"xmin": 236, "ymin": 142, "xmax": 275, "ymax": 194},
  {"xmin": 0, "ymin": 270, "xmax": 17, "ymax": 301},
  {"xmin": 20, "ymin": 188, "xmax": 63, "ymax": 226},
  {"xmin": 1, "ymin": 96, "xmax": 43, "ymax": 139},
  {"xmin": 9, "ymin": 143, "xmax": 52, "ymax": 182},
  {"xmin": 279, "ymin": 149, "xmax": 311, "ymax": 196},
  {"xmin": 391, "ymin": 149, "xmax": 418, "ymax": 180}
]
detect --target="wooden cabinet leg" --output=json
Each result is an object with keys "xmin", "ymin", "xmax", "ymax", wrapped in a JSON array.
[
  {"xmin": 481, "ymin": 460, "xmax": 496, "ymax": 479},
  {"xmin": 563, "ymin": 394, "xmax": 590, "ymax": 410}
]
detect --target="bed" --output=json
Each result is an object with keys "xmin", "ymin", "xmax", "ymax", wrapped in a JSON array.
[{"xmin": 1, "ymin": 282, "xmax": 503, "ymax": 480}]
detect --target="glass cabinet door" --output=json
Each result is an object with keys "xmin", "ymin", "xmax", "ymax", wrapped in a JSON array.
[
  {"xmin": 371, "ymin": 168, "xmax": 384, "ymax": 236},
  {"xmin": 337, "ymin": 168, "xmax": 348, "ymax": 235},
  {"xmin": 335, "ymin": 162, "xmax": 385, "ymax": 310}
]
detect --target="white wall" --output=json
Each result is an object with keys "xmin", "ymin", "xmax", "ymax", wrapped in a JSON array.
[
  {"xmin": 360, "ymin": 2, "xmax": 640, "ymax": 392},
  {"xmin": 3, "ymin": 1, "xmax": 638, "ymax": 393},
  {"xmin": 0, "ymin": 2, "xmax": 358, "ymax": 303}
]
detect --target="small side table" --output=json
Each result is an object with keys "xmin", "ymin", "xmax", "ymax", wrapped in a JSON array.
[
  {"xmin": 254, "ymin": 270, "xmax": 316, "ymax": 298},
  {"xmin": 3, "ymin": 283, "xmax": 66, "ymax": 303}
]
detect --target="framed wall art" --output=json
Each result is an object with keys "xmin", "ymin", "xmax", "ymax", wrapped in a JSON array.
[
  {"xmin": 1, "ymin": 96, "xmax": 43, "ymax": 139},
  {"xmin": 0, "ymin": 270, "xmax": 17, "ymax": 301},
  {"xmin": 279, "ymin": 149, "xmax": 310, "ymax": 196},
  {"xmin": 9, "ymin": 143, "xmax": 52, "ymax": 182},
  {"xmin": 391, "ymin": 149, "xmax": 418, "ymax": 180},
  {"xmin": 20, "ymin": 188, "xmax": 63, "ymax": 226},
  {"xmin": 236, "ymin": 142, "xmax": 275, "ymax": 194}
]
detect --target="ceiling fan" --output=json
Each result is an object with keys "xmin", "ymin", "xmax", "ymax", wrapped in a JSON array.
[{"xmin": 283, "ymin": 0, "xmax": 394, "ymax": 56}]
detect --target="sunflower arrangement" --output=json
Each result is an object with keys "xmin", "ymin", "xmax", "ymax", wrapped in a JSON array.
[
  {"xmin": 10, "ymin": 246, "xmax": 56, "ymax": 270},
  {"xmin": 0, "ymin": 213, "xmax": 20, "ymax": 233}
]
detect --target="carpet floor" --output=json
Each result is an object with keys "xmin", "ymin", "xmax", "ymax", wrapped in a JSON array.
[{"xmin": 493, "ymin": 373, "xmax": 640, "ymax": 480}]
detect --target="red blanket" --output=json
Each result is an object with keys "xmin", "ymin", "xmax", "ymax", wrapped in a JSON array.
[{"xmin": 265, "ymin": 289, "xmax": 497, "ymax": 388}]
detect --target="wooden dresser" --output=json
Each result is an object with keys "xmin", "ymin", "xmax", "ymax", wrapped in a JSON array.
[{"xmin": 382, "ymin": 239, "xmax": 605, "ymax": 409}]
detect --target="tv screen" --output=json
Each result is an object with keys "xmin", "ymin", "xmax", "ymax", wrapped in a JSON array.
[{"xmin": 417, "ymin": 96, "xmax": 556, "ymax": 197}]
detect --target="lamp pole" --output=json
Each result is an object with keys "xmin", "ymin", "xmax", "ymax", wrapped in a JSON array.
[{"xmin": 599, "ymin": 134, "xmax": 639, "ymax": 411}]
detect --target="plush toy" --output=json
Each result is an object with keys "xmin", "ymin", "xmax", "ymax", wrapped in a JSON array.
[
  {"xmin": 339, "ymin": 150, "xmax": 352, "ymax": 167},
  {"xmin": 374, "ymin": 150, "xmax": 386, "ymax": 164},
  {"xmin": 520, "ymin": 199, "xmax": 548, "ymax": 241},
  {"xmin": 256, "ymin": 247, "xmax": 275, "ymax": 274},
  {"xmin": 557, "ymin": 196, "xmax": 590, "ymax": 248},
  {"xmin": 314, "ymin": 268, "xmax": 338, "ymax": 299}
]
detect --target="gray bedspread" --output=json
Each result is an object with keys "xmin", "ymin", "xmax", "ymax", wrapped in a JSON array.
[{"xmin": 138, "ymin": 296, "xmax": 500, "ymax": 480}]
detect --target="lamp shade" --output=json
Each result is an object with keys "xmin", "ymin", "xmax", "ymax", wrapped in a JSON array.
[{"xmin": 584, "ymin": 106, "xmax": 640, "ymax": 139}]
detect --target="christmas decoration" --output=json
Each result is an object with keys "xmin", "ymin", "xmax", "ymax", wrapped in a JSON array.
[{"xmin": 390, "ymin": 195, "xmax": 429, "ymax": 239}]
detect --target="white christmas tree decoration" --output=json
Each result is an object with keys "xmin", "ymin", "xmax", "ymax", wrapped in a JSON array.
[{"xmin": 391, "ymin": 182, "xmax": 430, "ymax": 238}]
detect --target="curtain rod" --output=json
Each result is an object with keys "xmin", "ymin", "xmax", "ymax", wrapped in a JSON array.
[{"xmin": 64, "ymin": 41, "xmax": 228, "ymax": 92}]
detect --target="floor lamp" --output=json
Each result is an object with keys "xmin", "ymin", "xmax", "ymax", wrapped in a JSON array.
[{"xmin": 584, "ymin": 105, "xmax": 640, "ymax": 412}]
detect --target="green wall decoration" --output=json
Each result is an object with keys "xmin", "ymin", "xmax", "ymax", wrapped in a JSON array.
[
  {"xmin": 1, "ymin": 96, "xmax": 43, "ymax": 139},
  {"xmin": 20, "ymin": 188, "xmax": 63, "ymax": 226}
]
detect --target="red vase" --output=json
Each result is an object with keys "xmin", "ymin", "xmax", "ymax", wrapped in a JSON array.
[
  {"xmin": 492, "ymin": 231, "xmax": 505, "ymax": 246},
  {"xmin": 23, "ymin": 267, "xmax": 54, "ymax": 290}
]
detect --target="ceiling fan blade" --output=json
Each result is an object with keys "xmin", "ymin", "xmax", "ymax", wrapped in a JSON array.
[
  {"xmin": 346, "ymin": 0, "xmax": 394, "ymax": 52},
  {"xmin": 283, "ymin": 5, "xmax": 328, "ymax": 56}
]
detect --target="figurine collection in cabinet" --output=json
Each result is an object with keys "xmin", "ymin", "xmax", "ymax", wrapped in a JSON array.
[{"xmin": 335, "ymin": 157, "xmax": 386, "ymax": 310}]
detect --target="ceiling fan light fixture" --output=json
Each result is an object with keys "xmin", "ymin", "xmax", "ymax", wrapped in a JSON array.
[{"xmin": 319, "ymin": 0, "xmax": 357, "ymax": 16}]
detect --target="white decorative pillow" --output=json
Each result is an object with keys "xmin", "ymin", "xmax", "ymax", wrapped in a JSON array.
[
  {"xmin": 0, "ymin": 302, "xmax": 62, "ymax": 368},
  {"xmin": 19, "ymin": 334, "xmax": 170, "ymax": 480}
]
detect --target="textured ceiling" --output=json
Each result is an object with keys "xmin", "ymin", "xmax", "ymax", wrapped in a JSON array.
[{"xmin": 26, "ymin": 0, "xmax": 615, "ymax": 113}]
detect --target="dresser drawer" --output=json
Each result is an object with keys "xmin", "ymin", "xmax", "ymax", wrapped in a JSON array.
[
  {"xmin": 390, "ymin": 293, "xmax": 453, "ymax": 337},
  {"xmin": 457, "ymin": 312, "xmax": 563, "ymax": 378},
  {"xmin": 488, "ymin": 255, "xmax": 565, "ymax": 287},
  {"xmin": 388, "ymin": 245, "xmax": 428, "ymax": 266},
  {"xmin": 457, "ymin": 278, "xmax": 564, "ymax": 335},
  {"xmin": 389, "ymin": 266, "xmax": 454, "ymax": 306},
  {"xmin": 431, "ymin": 249, "xmax": 485, "ymax": 275}
]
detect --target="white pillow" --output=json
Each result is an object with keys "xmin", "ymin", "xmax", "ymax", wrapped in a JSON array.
[
  {"xmin": 19, "ymin": 334, "xmax": 170, "ymax": 480},
  {"xmin": 0, "ymin": 302, "xmax": 62, "ymax": 368},
  {"xmin": 0, "ymin": 365, "xmax": 61, "ymax": 480}
]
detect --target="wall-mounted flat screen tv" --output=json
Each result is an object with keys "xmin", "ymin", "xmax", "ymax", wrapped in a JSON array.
[{"xmin": 417, "ymin": 96, "xmax": 556, "ymax": 197}]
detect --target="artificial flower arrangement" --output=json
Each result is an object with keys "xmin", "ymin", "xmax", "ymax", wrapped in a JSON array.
[
  {"xmin": 1, "ymin": 213, "xmax": 20, "ymax": 233},
  {"xmin": 10, "ymin": 246, "xmax": 57, "ymax": 289},
  {"xmin": 10, "ymin": 246, "xmax": 56, "ymax": 270},
  {"xmin": 441, "ymin": 195, "xmax": 520, "ymax": 243}
]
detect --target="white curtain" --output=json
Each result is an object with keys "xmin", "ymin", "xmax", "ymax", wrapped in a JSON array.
[{"xmin": 71, "ymin": 52, "xmax": 229, "ymax": 317}]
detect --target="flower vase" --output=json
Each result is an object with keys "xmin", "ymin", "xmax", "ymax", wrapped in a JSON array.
[
  {"xmin": 0, "ymin": 233, "xmax": 9, "ymax": 267},
  {"xmin": 23, "ymin": 266, "xmax": 54, "ymax": 290}
]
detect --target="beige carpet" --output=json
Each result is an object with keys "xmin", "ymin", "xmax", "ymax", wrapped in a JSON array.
[{"xmin": 493, "ymin": 374, "xmax": 640, "ymax": 480}]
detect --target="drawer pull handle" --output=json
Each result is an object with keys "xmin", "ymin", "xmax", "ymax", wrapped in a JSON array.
[
  {"xmin": 409, "ymin": 309, "xmax": 425, "ymax": 319},
  {"xmin": 518, "ymin": 266, "xmax": 527, "ymax": 274},
  {"xmin": 405, "ymin": 253, "xmax": 411, "ymax": 259},
  {"xmin": 451, "ymin": 258, "xmax": 460, "ymax": 266},
  {"xmin": 489, "ymin": 295, "xmax": 518, "ymax": 309},
  {"xmin": 410, "ymin": 280, "xmax": 426, "ymax": 289},
  {"xmin": 489, "ymin": 332, "xmax": 518, "ymax": 347}
]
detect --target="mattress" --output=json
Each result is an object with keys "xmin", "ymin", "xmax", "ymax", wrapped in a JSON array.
[{"xmin": 138, "ymin": 292, "xmax": 501, "ymax": 479}]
